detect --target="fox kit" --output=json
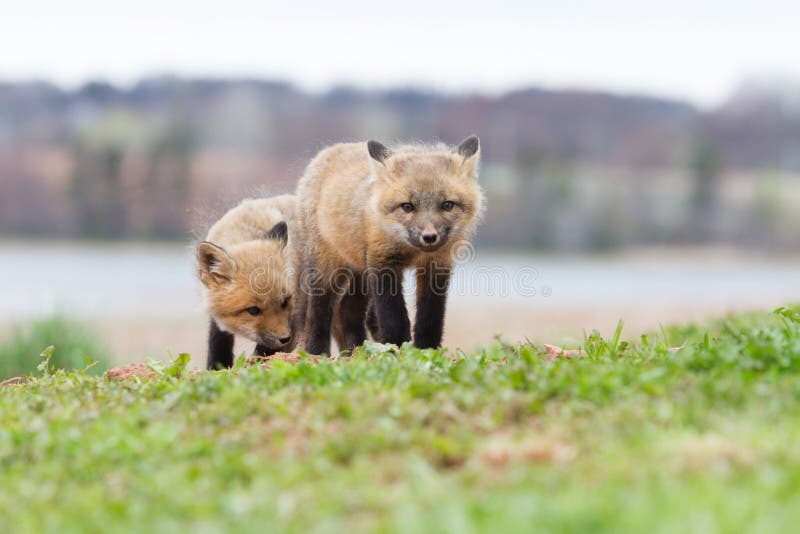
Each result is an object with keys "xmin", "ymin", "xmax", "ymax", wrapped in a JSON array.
[
  {"xmin": 296, "ymin": 136, "xmax": 484, "ymax": 355},
  {"xmin": 197, "ymin": 195, "xmax": 300, "ymax": 369}
]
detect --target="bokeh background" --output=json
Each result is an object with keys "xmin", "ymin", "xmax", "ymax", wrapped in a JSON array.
[{"xmin": 2, "ymin": 0, "xmax": 800, "ymax": 371}]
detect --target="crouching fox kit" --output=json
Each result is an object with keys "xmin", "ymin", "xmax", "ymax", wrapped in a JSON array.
[
  {"xmin": 197, "ymin": 195, "xmax": 300, "ymax": 369},
  {"xmin": 297, "ymin": 136, "xmax": 484, "ymax": 355}
]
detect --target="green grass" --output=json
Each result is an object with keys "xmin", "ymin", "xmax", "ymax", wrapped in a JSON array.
[
  {"xmin": 0, "ymin": 316, "xmax": 110, "ymax": 379},
  {"xmin": 3, "ymin": 308, "xmax": 800, "ymax": 532}
]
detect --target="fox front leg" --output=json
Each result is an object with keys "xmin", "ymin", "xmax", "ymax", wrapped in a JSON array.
[
  {"xmin": 305, "ymin": 290, "xmax": 335, "ymax": 356},
  {"xmin": 369, "ymin": 264, "xmax": 411, "ymax": 346},
  {"xmin": 336, "ymin": 271, "xmax": 370, "ymax": 353},
  {"xmin": 413, "ymin": 262, "xmax": 451, "ymax": 349},
  {"xmin": 207, "ymin": 320, "xmax": 235, "ymax": 369}
]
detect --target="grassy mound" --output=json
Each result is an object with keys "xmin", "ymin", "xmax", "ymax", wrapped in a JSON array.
[{"xmin": 2, "ymin": 308, "xmax": 800, "ymax": 532}]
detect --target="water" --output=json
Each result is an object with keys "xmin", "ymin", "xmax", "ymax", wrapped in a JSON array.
[
  {"xmin": 2, "ymin": 242, "xmax": 798, "ymax": 321},
  {"xmin": 0, "ymin": 242, "xmax": 198, "ymax": 319}
]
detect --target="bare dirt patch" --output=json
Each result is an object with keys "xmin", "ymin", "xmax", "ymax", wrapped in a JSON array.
[
  {"xmin": 248, "ymin": 352, "xmax": 324, "ymax": 366},
  {"xmin": 543, "ymin": 344, "xmax": 586, "ymax": 360},
  {"xmin": 106, "ymin": 363, "xmax": 159, "ymax": 380}
]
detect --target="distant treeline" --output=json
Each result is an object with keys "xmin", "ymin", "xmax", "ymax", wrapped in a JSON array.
[{"xmin": 1, "ymin": 77, "xmax": 799, "ymax": 250}]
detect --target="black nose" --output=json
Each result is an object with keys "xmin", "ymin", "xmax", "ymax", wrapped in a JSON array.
[
  {"xmin": 279, "ymin": 336, "xmax": 291, "ymax": 345},
  {"xmin": 422, "ymin": 233, "xmax": 438, "ymax": 244}
]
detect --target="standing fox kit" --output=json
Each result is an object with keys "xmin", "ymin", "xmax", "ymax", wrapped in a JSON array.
[
  {"xmin": 297, "ymin": 136, "xmax": 484, "ymax": 355},
  {"xmin": 197, "ymin": 195, "xmax": 299, "ymax": 369}
]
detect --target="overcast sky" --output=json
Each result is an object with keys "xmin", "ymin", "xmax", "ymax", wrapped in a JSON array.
[{"xmin": 1, "ymin": 0, "xmax": 798, "ymax": 106}]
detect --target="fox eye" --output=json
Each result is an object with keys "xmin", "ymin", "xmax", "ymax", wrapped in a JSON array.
[
  {"xmin": 246, "ymin": 306, "xmax": 261, "ymax": 316},
  {"xmin": 441, "ymin": 201, "xmax": 455, "ymax": 211},
  {"xmin": 281, "ymin": 296, "xmax": 291, "ymax": 309},
  {"xmin": 400, "ymin": 202, "xmax": 415, "ymax": 213}
]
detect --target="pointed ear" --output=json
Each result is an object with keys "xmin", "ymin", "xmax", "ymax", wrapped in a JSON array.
[
  {"xmin": 197, "ymin": 241, "xmax": 235, "ymax": 286},
  {"xmin": 265, "ymin": 221, "xmax": 288, "ymax": 247},
  {"xmin": 367, "ymin": 140, "xmax": 392, "ymax": 165},
  {"xmin": 457, "ymin": 135, "xmax": 480, "ymax": 159},
  {"xmin": 456, "ymin": 135, "xmax": 480, "ymax": 178}
]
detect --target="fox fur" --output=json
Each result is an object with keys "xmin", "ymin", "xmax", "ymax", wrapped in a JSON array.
[
  {"xmin": 296, "ymin": 136, "xmax": 484, "ymax": 355},
  {"xmin": 198, "ymin": 195, "xmax": 303, "ymax": 368}
]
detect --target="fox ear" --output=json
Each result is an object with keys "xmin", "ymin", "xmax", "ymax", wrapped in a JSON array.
[
  {"xmin": 457, "ymin": 135, "xmax": 480, "ymax": 159},
  {"xmin": 265, "ymin": 221, "xmax": 288, "ymax": 247},
  {"xmin": 197, "ymin": 241, "xmax": 235, "ymax": 286},
  {"xmin": 456, "ymin": 135, "xmax": 480, "ymax": 178},
  {"xmin": 367, "ymin": 140, "xmax": 392, "ymax": 165}
]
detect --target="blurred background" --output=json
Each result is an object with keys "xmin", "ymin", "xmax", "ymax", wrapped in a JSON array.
[{"xmin": 2, "ymin": 0, "xmax": 800, "ymax": 372}]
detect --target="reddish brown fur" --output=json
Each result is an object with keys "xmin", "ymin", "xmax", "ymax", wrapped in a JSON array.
[{"xmin": 198, "ymin": 195, "xmax": 301, "ymax": 350}]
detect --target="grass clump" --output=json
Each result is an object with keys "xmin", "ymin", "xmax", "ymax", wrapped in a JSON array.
[
  {"xmin": 0, "ymin": 316, "xmax": 109, "ymax": 379},
  {"xmin": 2, "ymin": 307, "xmax": 800, "ymax": 532}
]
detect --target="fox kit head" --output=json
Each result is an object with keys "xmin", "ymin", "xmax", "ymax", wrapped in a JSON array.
[
  {"xmin": 368, "ymin": 136, "xmax": 484, "ymax": 253},
  {"xmin": 197, "ymin": 222, "xmax": 295, "ymax": 350}
]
